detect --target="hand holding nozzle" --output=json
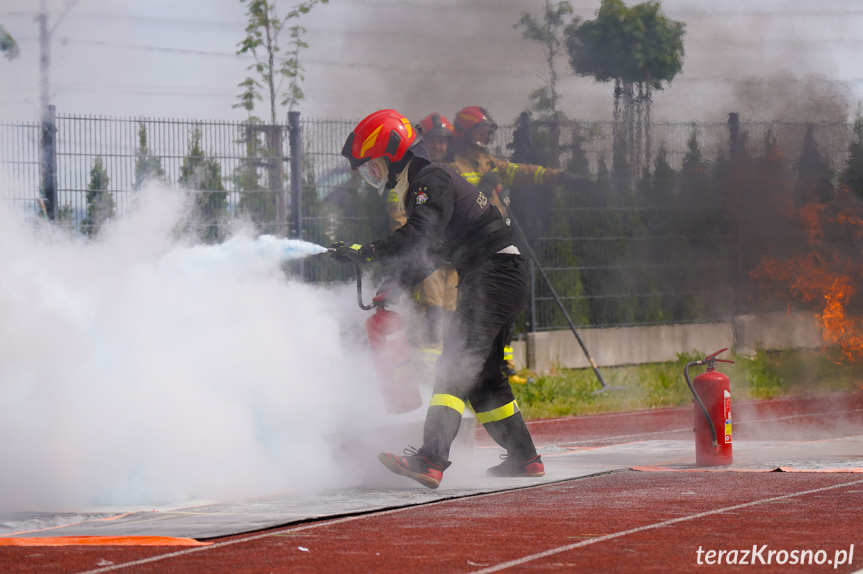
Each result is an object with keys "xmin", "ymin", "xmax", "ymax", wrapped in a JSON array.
[{"xmin": 328, "ymin": 241, "xmax": 375, "ymax": 264}]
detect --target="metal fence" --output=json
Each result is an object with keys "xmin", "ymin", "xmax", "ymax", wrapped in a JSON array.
[{"xmin": 0, "ymin": 110, "xmax": 855, "ymax": 331}]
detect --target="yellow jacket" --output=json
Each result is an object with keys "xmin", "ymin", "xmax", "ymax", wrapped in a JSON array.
[
  {"xmin": 447, "ymin": 141, "xmax": 564, "ymax": 218},
  {"xmin": 447, "ymin": 141, "xmax": 565, "ymax": 188}
]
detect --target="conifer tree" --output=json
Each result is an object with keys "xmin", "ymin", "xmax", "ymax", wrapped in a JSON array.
[
  {"xmin": 840, "ymin": 113, "xmax": 863, "ymax": 201},
  {"xmin": 233, "ymin": 123, "xmax": 274, "ymax": 231},
  {"xmin": 134, "ymin": 123, "xmax": 165, "ymax": 190},
  {"xmin": 81, "ymin": 156, "xmax": 115, "ymax": 236},
  {"xmin": 179, "ymin": 127, "xmax": 228, "ymax": 243},
  {"xmin": 794, "ymin": 125, "xmax": 834, "ymax": 206}
]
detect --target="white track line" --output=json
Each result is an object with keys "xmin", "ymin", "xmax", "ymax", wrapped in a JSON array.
[
  {"xmin": 74, "ymin": 479, "xmax": 571, "ymax": 574},
  {"xmin": 77, "ymin": 476, "xmax": 863, "ymax": 574},
  {"xmin": 76, "ymin": 407, "xmax": 863, "ymax": 573},
  {"xmin": 469, "ymin": 477, "xmax": 863, "ymax": 573},
  {"xmin": 76, "ymin": 512, "xmax": 404, "ymax": 573}
]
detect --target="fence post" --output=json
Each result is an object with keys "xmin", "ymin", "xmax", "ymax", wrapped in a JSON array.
[
  {"xmin": 527, "ymin": 256, "xmax": 537, "ymax": 333},
  {"xmin": 549, "ymin": 117, "xmax": 560, "ymax": 169},
  {"xmin": 727, "ymin": 112, "xmax": 745, "ymax": 349},
  {"xmin": 288, "ymin": 111, "xmax": 302, "ymax": 240},
  {"xmin": 40, "ymin": 104, "xmax": 57, "ymax": 220}
]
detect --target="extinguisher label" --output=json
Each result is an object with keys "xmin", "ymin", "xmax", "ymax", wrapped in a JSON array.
[{"xmin": 724, "ymin": 390, "xmax": 732, "ymax": 444}]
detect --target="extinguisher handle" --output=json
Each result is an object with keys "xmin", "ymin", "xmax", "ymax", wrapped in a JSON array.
[
  {"xmin": 704, "ymin": 348, "xmax": 728, "ymax": 361},
  {"xmin": 704, "ymin": 348, "xmax": 734, "ymax": 366},
  {"xmin": 355, "ymin": 264, "xmax": 374, "ymax": 311}
]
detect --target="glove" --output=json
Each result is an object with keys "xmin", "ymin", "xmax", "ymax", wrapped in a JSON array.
[
  {"xmin": 373, "ymin": 277, "xmax": 403, "ymax": 307},
  {"xmin": 328, "ymin": 241, "xmax": 375, "ymax": 264}
]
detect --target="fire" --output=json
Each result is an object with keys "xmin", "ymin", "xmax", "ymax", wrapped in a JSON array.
[
  {"xmin": 820, "ymin": 276, "xmax": 863, "ymax": 362},
  {"xmin": 753, "ymin": 252, "xmax": 862, "ymax": 362},
  {"xmin": 751, "ymin": 197, "xmax": 863, "ymax": 363},
  {"xmin": 836, "ymin": 209, "xmax": 863, "ymax": 240},
  {"xmin": 798, "ymin": 203, "xmax": 825, "ymax": 243}
]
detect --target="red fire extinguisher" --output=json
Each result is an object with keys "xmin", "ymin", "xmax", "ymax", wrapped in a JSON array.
[
  {"xmin": 355, "ymin": 265, "xmax": 423, "ymax": 414},
  {"xmin": 684, "ymin": 348, "xmax": 734, "ymax": 466}
]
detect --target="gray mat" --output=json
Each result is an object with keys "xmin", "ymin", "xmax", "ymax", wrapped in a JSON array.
[{"xmin": 2, "ymin": 436, "xmax": 860, "ymax": 540}]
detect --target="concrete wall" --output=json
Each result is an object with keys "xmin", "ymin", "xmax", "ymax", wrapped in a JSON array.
[{"xmin": 512, "ymin": 311, "xmax": 823, "ymax": 373}]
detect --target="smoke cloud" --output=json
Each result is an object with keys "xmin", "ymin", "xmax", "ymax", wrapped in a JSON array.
[{"xmin": 0, "ymin": 178, "xmax": 387, "ymax": 512}]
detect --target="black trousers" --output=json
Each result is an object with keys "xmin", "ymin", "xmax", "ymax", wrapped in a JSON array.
[{"xmin": 419, "ymin": 254, "xmax": 537, "ymax": 465}]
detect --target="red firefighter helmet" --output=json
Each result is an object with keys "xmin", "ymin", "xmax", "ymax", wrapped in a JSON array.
[
  {"xmin": 453, "ymin": 105, "xmax": 498, "ymax": 139},
  {"xmin": 341, "ymin": 109, "xmax": 419, "ymax": 170},
  {"xmin": 415, "ymin": 113, "xmax": 454, "ymax": 139}
]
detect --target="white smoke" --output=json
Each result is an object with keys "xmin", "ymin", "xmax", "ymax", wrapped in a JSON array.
[{"xmin": 0, "ymin": 179, "xmax": 386, "ymax": 512}]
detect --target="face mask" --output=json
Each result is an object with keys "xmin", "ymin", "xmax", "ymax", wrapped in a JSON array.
[{"xmin": 358, "ymin": 156, "xmax": 389, "ymax": 196}]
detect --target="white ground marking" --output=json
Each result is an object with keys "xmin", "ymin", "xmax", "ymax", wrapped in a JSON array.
[
  {"xmin": 469, "ymin": 477, "xmax": 863, "ymax": 574},
  {"xmin": 76, "ymin": 476, "xmax": 863, "ymax": 574},
  {"xmin": 74, "ymin": 477, "xmax": 583, "ymax": 574}
]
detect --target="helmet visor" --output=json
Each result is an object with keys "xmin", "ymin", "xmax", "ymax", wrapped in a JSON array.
[{"xmin": 358, "ymin": 156, "xmax": 389, "ymax": 195}]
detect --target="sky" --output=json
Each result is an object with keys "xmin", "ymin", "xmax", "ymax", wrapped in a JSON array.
[{"xmin": 2, "ymin": 0, "xmax": 863, "ymax": 126}]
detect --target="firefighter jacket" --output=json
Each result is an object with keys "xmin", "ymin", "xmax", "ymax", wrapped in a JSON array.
[
  {"xmin": 371, "ymin": 153, "xmax": 513, "ymax": 287},
  {"xmin": 447, "ymin": 141, "xmax": 566, "ymax": 216},
  {"xmin": 449, "ymin": 141, "xmax": 565, "ymax": 187}
]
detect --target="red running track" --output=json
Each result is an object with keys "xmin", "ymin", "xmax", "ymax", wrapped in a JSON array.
[{"xmin": 2, "ymin": 393, "xmax": 862, "ymax": 574}]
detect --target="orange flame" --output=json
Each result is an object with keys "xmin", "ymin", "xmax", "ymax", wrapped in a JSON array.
[
  {"xmin": 753, "ymin": 252, "xmax": 862, "ymax": 362},
  {"xmin": 751, "ymin": 193, "xmax": 863, "ymax": 363},
  {"xmin": 820, "ymin": 277, "xmax": 863, "ymax": 362}
]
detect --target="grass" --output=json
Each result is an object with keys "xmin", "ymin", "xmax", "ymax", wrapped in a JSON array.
[{"xmin": 512, "ymin": 348, "xmax": 863, "ymax": 421}]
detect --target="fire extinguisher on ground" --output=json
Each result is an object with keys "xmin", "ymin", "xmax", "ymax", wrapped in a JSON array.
[
  {"xmin": 684, "ymin": 348, "xmax": 734, "ymax": 466},
  {"xmin": 355, "ymin": 265, "xmax": 423, "ymax": 414}
]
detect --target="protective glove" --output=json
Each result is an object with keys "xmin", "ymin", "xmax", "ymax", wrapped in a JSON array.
[
  {"xmin": 373, "ymin": 277, "xmax": 403, "ymax": 307},
  {"xmin": 328, "ymin": 241, "xmax": 375, "ymax": 264}
]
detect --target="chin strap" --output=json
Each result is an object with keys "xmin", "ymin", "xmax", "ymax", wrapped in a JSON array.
[{"xmin": 388, "ymin": 158, "xmax": 412, "ymax": 210}]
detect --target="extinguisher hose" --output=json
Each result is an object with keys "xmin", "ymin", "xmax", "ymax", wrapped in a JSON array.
[{"xmin": 684, "ymin": 361, "xmax": 719, "ymax": 447}]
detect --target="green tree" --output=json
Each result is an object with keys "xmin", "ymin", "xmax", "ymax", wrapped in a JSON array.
[
  {"xmin": 515, "ymin": 0, "xmax": 574, "ymax": 121},
  {"xmin": 134, "ymin": 123, "xmax": 165, "ymax": 190},
  {"xmin": 1, "ymin": 24, "xmax": 19, "ymax": 60},
  {"xmin": 563, "ymin": 122, "xmax": 595, "ymax": 180},
  {"xmin": 678, "ymin": 126, "xmax": 710, "ymax": 199},
  {"xmin": 794, "ymin": 125, "xmax": 834, "ymax": 206},
  {"xmin": 179, "ymin": 127, "xmax": 228, "ymax": 243},
  {"xmin": 234, "ymin": 0, "xmax": 329, "ymax": 122},
  {"xmin": 650, "ymin": 143, "xmax": 674, "ymax": 199},
  {"xmin": 565, "ymin": 0, "xmax": 684, "ymax": 176},
  {"xmin": 81, "ymin": 156, "xmax": 115, "ymax": 236},
  {"xmin": 536, "ymin": 199, "xmax": 591, "ymax": 329},
  {"xmin": 233, "ymin": 122, "xmax": 275, "ymax": 231}
]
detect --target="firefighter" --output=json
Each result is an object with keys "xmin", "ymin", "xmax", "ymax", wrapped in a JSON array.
[
  {"xmin": 330, "ymin": 109, "xmax": 543, "ymax": 489},
  {"xmin": 384, "ymin": 113, "xmax": 458, "ymax": 348},
  {"xmin": 449, "ymin": 105, "xmax": 582, "ymax": 380}
]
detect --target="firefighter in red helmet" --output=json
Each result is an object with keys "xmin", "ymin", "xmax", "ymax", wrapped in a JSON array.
[
  {"xmin": 416, "ymin": 113, "xmax": 453, "ymax": 163},
  {"xmin": 331, "ymin": 109, "xmax": 543, "ymax": 489},
  {"xmin": 451, "ymin": 105, "xmax": 580, "ymax": 192},
  {"xmin": 384, "ymin": 113, "xmax": 458, "ymax": 349},
  {"xmin": 450, "ymin": 105, "xmax": 583, "ymax": 382}
]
